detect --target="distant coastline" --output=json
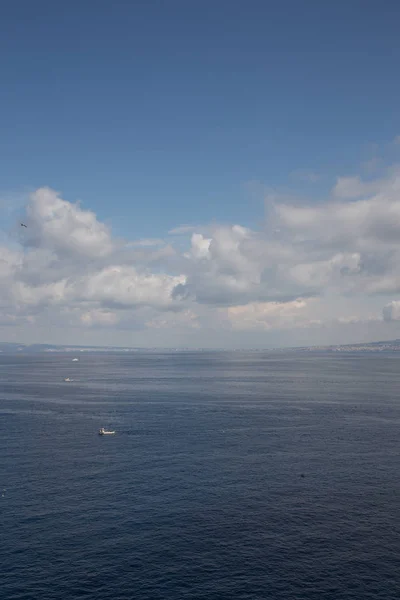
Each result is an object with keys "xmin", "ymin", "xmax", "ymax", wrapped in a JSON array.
[{"xmin": 1, "ymin": 340, "xmax": 400, "ymax": 354}]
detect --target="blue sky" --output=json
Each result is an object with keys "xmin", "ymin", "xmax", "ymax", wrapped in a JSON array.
[
  {"xmin": 1, "ymin": 1, "xmax": 400, "ymax": 347},
  {"xmin": 2, "ymin": 1, "xmax": 399, "ymax": 235}
]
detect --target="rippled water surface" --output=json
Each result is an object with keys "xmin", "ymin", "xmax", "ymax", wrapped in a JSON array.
[{"xmin": 1, "ymin": 351, "xmax": 400, "ymax": 599}]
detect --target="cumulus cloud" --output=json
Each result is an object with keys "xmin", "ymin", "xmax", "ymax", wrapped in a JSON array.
[
  {"xmin": 0, "ymin": 188, "xmax": 186, "ymax": 334},
  {"xmin": 3, "ymin": 165, "xmax": 400, "ymax": 347},
  {"xmin": 382, "ymin": 301, "xmax": 400, "ymax": 322},
  {"xmin": 176, "ymin": 225, "xmax": 270, "ymax": 305},
  {"xmin": 75, "ymin": 266, "xmax": 185, "ymax": 310},
  {"xmin": 272, "ymin": 168, "xmax": 400, "ymax": 299},
  {"xmin": 23, "ymin": 187, "xmax": 113, "ymax": 258},
  {"xmin": 225, "ymin": 299, "xmax": 316, "ymax": 331}
]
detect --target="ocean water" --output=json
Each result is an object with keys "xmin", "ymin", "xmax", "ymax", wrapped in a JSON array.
[{"xmin": 1, "ymin": 351, "xmax": 400, "ymax": 600}]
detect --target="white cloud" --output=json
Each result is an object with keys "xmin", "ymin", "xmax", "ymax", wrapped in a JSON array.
[
  {"xmin": 382, "ymin": 300, "xmax": 400, "ymax": 322},
  {"xmin": 185, "ymin": 233, "xmax": 211, "ymax": 260},
  {"xmin": 75, "ymin": 266, "xmax": 185, "ymax": 310},
  {"xmin": 0, "ymin": 189, "xmax": 187, "ymax": 333},
  {"xmin": 332, "ymin": 175, "xmax": 378, "ymax": 198},
  {"xmin": 80, "ymin": 309, "xmax": 119, "ymax": 327},
  {"xmin": 23, "ymin": 187, "xmax": 113, "ymax": 258},
  {"xmin": 176, "ymin": 225, "xmax": 268, "ymax": 306},
  {"xmin": 225, "ymin": 298, "xmax": 314, "ymax": 331},
  {"xmin": 3, "ymin": 165, "xmax": 400, "ymax": 347},
  {"xmin": 277, "ymin": 169, "xmax": 400, "ymax": 252}
]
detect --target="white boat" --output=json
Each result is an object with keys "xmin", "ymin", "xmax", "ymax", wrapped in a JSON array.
[{"xmin": 99, "ymin": 427, "xmax": 115, "ymax": 435}]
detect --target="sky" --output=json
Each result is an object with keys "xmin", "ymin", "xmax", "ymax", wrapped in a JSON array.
[{"xmin": 1, "ymin": 0, "xmax": 400, "ymax": 348}]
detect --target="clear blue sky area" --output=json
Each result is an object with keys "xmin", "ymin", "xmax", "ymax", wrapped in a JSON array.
[{"xmin": 1, "ymin": 0, "xmax": 399, "ymax": 237}]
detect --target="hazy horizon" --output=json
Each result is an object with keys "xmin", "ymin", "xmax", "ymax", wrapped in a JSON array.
[{"xmin": 2, "ymin": 336, "xmax": 400, "ymax": 352}]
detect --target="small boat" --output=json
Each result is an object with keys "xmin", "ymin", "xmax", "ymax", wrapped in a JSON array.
[
  {"xmin": 99, "ymin": 427, "xmax": 115, "ymax": 436},
  {"xmin": 64, "ymin": 377, "xmax": 73, "ymax": 382},
  {"xmin": 72, "ymin": 358, "xmax": 79, "ymax": 362}
]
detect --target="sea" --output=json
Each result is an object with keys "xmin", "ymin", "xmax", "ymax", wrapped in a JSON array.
[{"xmin": 1, "ymin": 351, "xmax": 400, "ymax": 600}]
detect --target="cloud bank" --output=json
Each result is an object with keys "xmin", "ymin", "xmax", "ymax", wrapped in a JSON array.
[{"xmin": 2, "ymin": 167, "xmax": 400, "ymax": 347}]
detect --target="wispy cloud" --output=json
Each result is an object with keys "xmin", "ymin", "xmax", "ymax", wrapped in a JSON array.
[
  {"xmin": 290, "ymin": 169, "xmax": 320, "ymax": 183},
  {"xmin": 168, "ymin": 225, "xmax": 198, "ymax": 235},
  {"xmin": 361, "ymin": 157, "xmax": 383, "ymax": 174},
  {"xmin": 126, "ymin": 238, "xmax": 165, "ymax": 247}
]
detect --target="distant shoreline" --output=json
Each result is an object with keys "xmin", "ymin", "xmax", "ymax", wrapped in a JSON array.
[{"xmin": 1, "ymin": 339, "xmax": 400, "ymax": 354}]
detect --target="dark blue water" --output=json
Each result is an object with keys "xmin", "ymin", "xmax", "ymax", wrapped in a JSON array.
[{"xmin": 1, "ymin": 351, "xmax": 400, "ymax": 599}]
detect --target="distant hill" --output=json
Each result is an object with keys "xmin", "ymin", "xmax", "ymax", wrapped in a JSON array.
[
  {"xmin": 277, "ymin": 339, "xmax": 400, "ymax": 353},
  {"xmin": 1, "ymin": 340, "xmax": 400, "ymax": 353},
  {"xmin": 0, "ymin": 342, "xmax": 141, "ymax": 353}
]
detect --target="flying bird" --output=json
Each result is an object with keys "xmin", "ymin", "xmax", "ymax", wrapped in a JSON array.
[{"xmin": 20, "ymin": 223, "xmax": 27, "ymax": 228}]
